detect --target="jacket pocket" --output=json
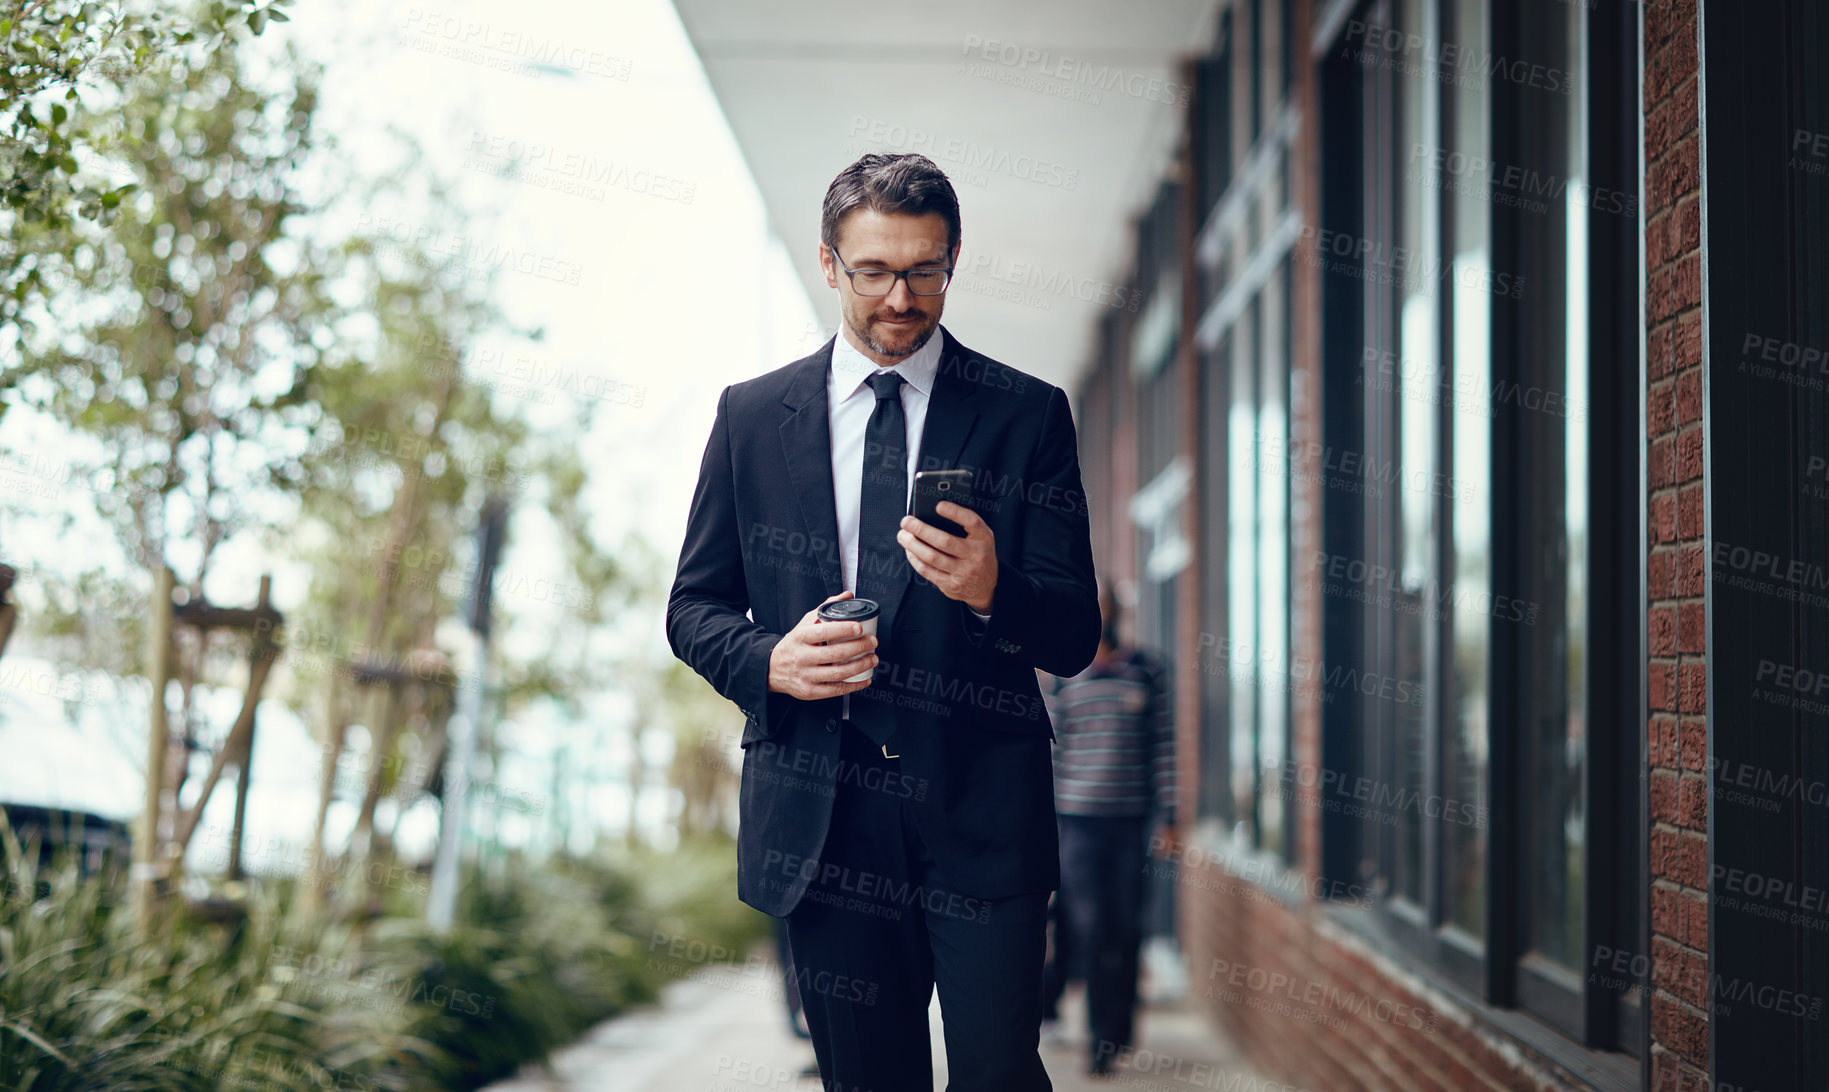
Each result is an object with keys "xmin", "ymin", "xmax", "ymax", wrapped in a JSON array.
[{"xmin": 740, "ymin": 711, "xmax": 769, "ymax": 749}]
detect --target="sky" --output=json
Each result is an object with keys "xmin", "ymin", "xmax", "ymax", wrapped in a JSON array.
[
  {"xmin": 0, "ymin": 0, "xmax": 823, "ymax": 861},
  {"xmin": 282, "ymin": 0, "xmax": 823, "ymax": 584}
]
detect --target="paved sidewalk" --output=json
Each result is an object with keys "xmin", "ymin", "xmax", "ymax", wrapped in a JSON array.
[{"xmin": 480, "ymin": 961, "xmax": 1271, "ymax": 1092}]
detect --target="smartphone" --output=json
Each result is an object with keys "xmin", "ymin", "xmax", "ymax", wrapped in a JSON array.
[{"xmin": 911, "ymin": 469, "xmax": 975, "ymax": 537}]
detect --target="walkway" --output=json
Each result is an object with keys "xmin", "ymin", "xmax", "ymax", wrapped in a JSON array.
[{"xmin": 480, "ymin": 957, "xmax": 1273, "ymax": 1091}]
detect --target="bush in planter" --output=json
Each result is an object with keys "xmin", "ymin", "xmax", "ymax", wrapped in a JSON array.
[
  {"xmin": 0, "ymin": 848, "xmax": 346, "ymax": 1091},
  {"xmin": 2, "ymin": 825, "xmax": 766, "ymax": 1091},
  {"xmin": 320, "ymin": 850, "xmax": 669, "ymax": 1090}
]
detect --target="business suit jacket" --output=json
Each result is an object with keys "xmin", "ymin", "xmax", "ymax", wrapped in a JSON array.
[{"xmin": 666, "ymin": 326, "xmax": 1101, "ymax": 917}]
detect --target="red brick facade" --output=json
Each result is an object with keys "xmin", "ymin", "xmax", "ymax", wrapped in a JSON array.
[
  {"xmin": 1166, "ymin": 2, "xmax": 1704, "ymax": 1089},
  {"xmin": 1184, "ymin": 888, "xmax": 1587, "ymax": 1091},
  {"xmin": 1642, "ymin": 0, "xmax": 1707, "ymax": 1087},
  {"xmin": 1082, "ymin": 1, "xmax": 1714, "ymax": 1087}
]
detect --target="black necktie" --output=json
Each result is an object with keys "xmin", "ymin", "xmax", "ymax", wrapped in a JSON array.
[
  {"xmin": 850, "ymin": 370, "xmax": 907, "ymax": 746},
  {"xmin": 858, "ymin": 371, "xmax": 909, "ymax": 603}
]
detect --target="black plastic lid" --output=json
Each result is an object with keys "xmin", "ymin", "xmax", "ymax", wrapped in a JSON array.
[{"xmin": 817, "ymin": 597, "xmax": 880, "ymax": 621}]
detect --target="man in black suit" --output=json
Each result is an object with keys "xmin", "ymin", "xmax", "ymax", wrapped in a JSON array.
[{"xmin": 668, "ymin": 153, "xmax": 1100, "ymax": 1092}]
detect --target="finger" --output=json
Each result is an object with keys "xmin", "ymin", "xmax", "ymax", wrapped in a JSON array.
[
  {"xmin": 820, "ymin": 590, "xmax": 855, "ymax": 605},
  {"xmin": 898, "ymin": 527, "xmax": 959, "ymax": 568},
  {"xmin": 801, "ymin": 619, "xmax": 865, "ymax": 643},
  {"xmin": 900, "ymin": 514, "xmax": 962, "ymax": 549},
  {"xmin": 906, "ymin": 551, "xmax": 952, "ymax": 590},
  {"xmin": 936, "ymin": 500, "xmax": 987, "ymax": 534},
  {"xmin": 806, "ymin": 635, "xmax": 876, "ymax": 662},
  {"xmin": 807, "ymin": 676, "xmax": 874, "ymax": 699},
  {"xmin": 807, "ymin": 656, "xmax": 878, "ymax": 684},
  {"xmin": 903, "ymin": 543, "xmax": 955, "ymax": 582}
]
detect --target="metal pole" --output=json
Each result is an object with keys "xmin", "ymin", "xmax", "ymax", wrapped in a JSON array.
[
  {"xmin": 427, "ymin": 495, "xmax": 506, "ymax": 933},
  {"xmin": 427, "ymin": 633, "xmax": 485, "ymax": 932}
]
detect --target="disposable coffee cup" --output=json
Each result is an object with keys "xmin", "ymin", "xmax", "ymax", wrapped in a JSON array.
[{"xmin": 815, "ymin": 598, "xmax": 880, "ymax": 683}]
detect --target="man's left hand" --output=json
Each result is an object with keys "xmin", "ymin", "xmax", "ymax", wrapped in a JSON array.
[{"xmin": 899, "ymin": 502, "xmax": 997, "ymax": 614}]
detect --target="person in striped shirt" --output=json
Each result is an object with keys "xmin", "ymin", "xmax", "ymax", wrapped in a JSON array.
[{"xmin": 1039, "ymin": 583, "xmax": 1176, "ymax": 1076}]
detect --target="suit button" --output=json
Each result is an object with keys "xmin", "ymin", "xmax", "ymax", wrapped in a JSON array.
[{"xmin": 824, "ymin": 717, "xmax": 838, "ymax": 733}]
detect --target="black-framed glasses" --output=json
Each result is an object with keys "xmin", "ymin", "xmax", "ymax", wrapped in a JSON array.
[{"xmin": 828, "ymin": 246, "xmax": 953, "ymax": 297}]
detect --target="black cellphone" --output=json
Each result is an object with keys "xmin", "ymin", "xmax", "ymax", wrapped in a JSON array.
[{"xmin": 911, "ymin": 469, "xmax": 975, "ymax": 537}]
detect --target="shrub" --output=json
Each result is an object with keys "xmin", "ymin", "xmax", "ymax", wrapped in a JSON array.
[{"xmin": 0, "ymin": 828, "xmax": 767, "ymax": 1092}]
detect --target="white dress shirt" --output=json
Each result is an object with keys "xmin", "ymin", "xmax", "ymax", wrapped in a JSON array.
[{"xmin": 827, "ymin": 325, "xmax": 991, "ymax": 619}]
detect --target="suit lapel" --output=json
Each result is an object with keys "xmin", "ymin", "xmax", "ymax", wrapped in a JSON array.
[{"xmin": 779, "ymin": 342, "xmax": 844, "ymax": 596}]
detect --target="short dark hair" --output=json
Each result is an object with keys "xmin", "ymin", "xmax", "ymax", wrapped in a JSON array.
[{"xmin": 820, "ymin": 154, "xmax": 961, "ymax": 257}]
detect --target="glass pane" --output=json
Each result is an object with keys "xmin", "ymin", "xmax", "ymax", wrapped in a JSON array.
[
  {"xmin": 1228, "ymin": 323, "xmax": 1259, "ymax": 845},
  {"xmin": 1389, "ymin": 0, "xmax": 1437, "ymax": 910},
  {"xmin": 1199, "ymin": 350, "xmax": 1235, "ymax": 823},
  {"xmin": 1249, "ymin": 0, "xmax": 1263, "ymax": 144},
  {"xmin": 1525, "ymin": 0, "xmax": 1588, "ymax": 971},
  {"xmin": 1257, "ymin": 283, "xmax": 1288, "ymax": 857},
  {"xmin": 1443, "ymin": 0, "xmax": 1491, "ymax": 940}
]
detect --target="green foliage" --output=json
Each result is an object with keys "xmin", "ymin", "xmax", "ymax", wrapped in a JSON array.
[
  {"xmin": 1, "ymin": 0, "xmax": 294, "ymax": 341},
  {"xmin": 0, "ymin": 828, "xmax": 767, "ymax": 1091},
  {"xmin": 0, "ymin": 847, "xmax": 346, "ymax": 1090},
  {"xmin": 19, "ymin": 565, "xmax": 149, "ymax": 678},
  {"xmin": 5, "ymin": 11, "xmax": 335, "ymax": 580},
  {"xmin": 0, "ymin": 7, "xmax": 699, "ymax": 1083},
  {"xmin": 321, "ymin": 843, "xmax": 766, "ymax": 1090}
]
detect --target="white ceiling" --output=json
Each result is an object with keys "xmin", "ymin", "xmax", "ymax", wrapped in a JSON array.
[{"xmin": 671, "ymin": 0, "xmax": 1224, "ymax": 391}]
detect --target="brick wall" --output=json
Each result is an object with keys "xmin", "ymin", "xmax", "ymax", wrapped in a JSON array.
[
  {"xmin": 1183, "ymin": 882, "xmax": 1579, "ymax": 1091},
  {"xmin": 1641, "ymin": 0, "xmax": 1707, "ymax": 1085},
  {"xmin": 1289, "ymin": 0, "xmax": 1324, "ymax": 890}
]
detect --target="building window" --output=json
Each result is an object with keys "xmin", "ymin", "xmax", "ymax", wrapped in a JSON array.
[
  {"xmin": 1442, "ymin": 0, "xmax": 1492, "ymax": 950},
  {"xmin": 1192, "ymin": 14, "xmax": 1300, "ymax": 859},
  {"xmin": 1314, "ymin": 0, "xmax": 1639, "ymax": 1056},
  {"xmin": 1131, "ymin": 183, "xmax": 1184, "ymax": 665}
]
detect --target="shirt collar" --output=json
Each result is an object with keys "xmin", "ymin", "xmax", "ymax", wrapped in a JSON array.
[{"xmin": 829, "ymin": 323, "xmax": 945, "ymax": 402}]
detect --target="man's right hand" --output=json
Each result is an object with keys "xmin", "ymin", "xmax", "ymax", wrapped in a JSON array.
[{"xmin": 766, "ymin": 591, "xmax": 879, "ymax": 701}]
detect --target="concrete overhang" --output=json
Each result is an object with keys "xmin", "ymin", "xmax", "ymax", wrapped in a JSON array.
[{"xmin": 671, "ymin": 0, "xmax": 1222, "ymax": 390}]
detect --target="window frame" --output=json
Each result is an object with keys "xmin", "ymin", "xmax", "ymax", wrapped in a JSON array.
[
  {"xmin": 1190, "ymin": 13, "xmax": 1303, "ymax": 859},
  {"xmin": 1310, "ymin": 0, "xmax": 1643, "ymax": 1063}
]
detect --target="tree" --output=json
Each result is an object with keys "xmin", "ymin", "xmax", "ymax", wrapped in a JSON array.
[
  {"xmin": 272, "ymin": 171, "xmax": 632, "ymax": 906},
  {"xmin": 7, "ymin": 24, "xmax": 330, "ymax": 582},
  {"xmin": 3, "ymin": 2, "xmax": 629, "ymax": 914},
  {"xmin": 4, "ymin": 12, "xmax": 339, "ymax": 912},
  {"xmin": 1, "ymin": 0, "xmax": 293, "ymax": 356}
]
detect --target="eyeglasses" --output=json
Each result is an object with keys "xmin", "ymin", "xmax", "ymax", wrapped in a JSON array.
[{"xmin": 828, "ymin": 246, "xmax": 953, "ymax": 297}]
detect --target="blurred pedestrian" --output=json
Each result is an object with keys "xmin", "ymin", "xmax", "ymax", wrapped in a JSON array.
[{"xmin": 1040, "ymin": 583, "xmax": 1175, "ymax": 1077}]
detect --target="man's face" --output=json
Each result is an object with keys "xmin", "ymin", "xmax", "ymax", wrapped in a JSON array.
[{"xmin": 820, "ymin": 210, "xmax": 958, "ymax": 364}]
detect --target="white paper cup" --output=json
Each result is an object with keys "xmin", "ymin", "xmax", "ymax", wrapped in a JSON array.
[{"xmin": 816, "ymin": 598, "xmax": 880, "ymax": 683}]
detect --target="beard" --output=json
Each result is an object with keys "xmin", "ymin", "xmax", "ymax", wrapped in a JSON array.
[{"xmin": 845, "ymin": 299, "xmax": 943, "ymax": 360}]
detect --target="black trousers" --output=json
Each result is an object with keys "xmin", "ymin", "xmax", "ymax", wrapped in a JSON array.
[
  {"xmin": 1040, "ymin": 887, "xmax": 1070, "ymax": 1023},
  {"xmin": 784, "ymin": 724, "xmax": 1052, "ymax": 1092},
  {"xmin": 1053, "ymin": 813, "xmax": 1149, "ymax": 1062}
]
